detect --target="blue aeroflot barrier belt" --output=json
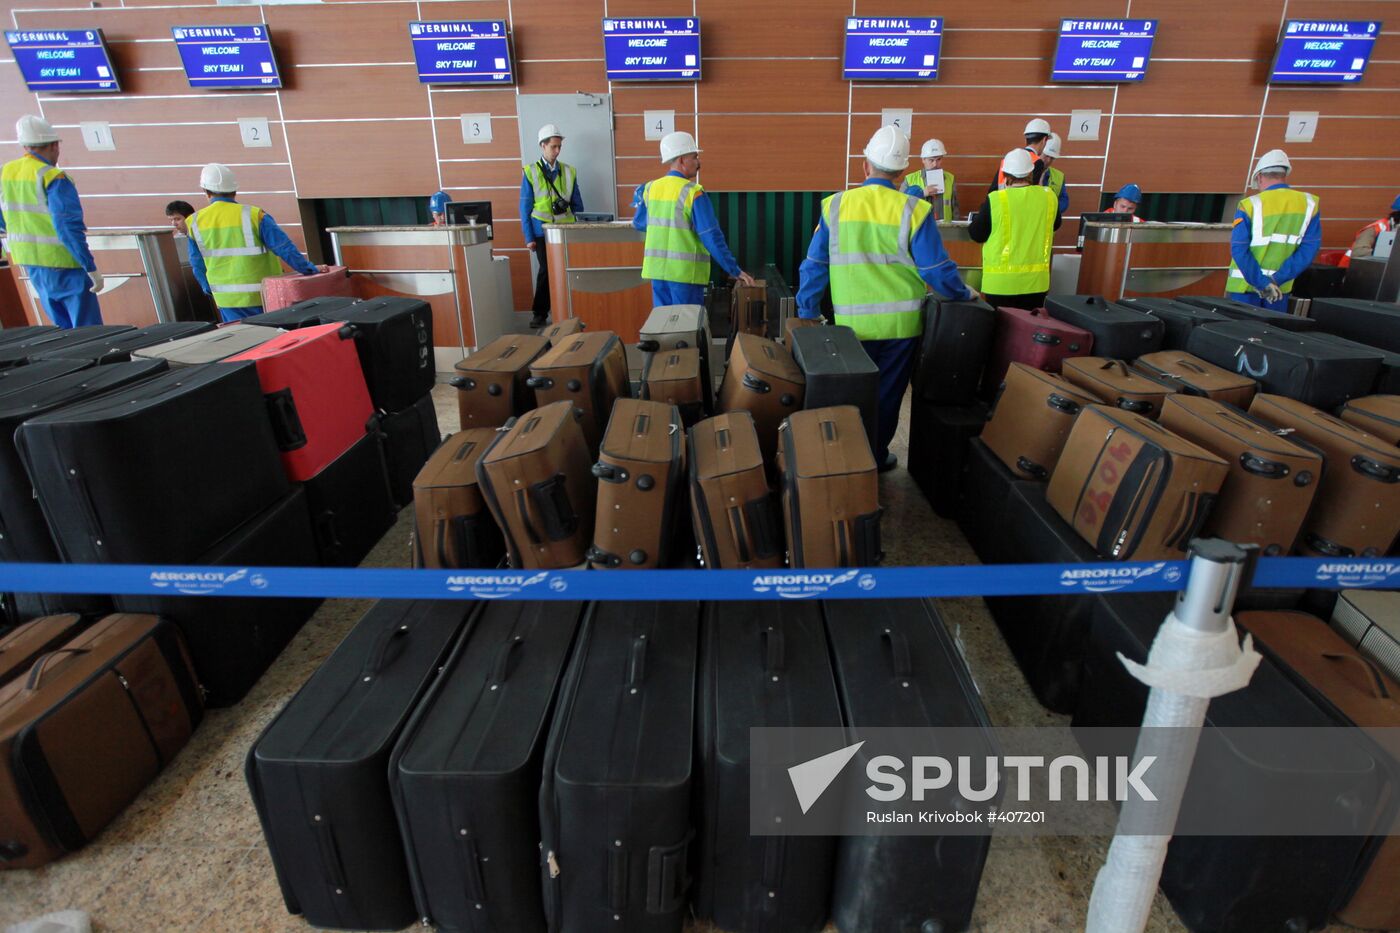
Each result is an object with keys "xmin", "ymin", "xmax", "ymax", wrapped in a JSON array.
[{"xmin": 0, "ymin": 557, "xmax": 1394, "ymax": 602}]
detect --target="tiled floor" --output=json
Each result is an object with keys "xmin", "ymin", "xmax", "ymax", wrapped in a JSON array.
[{"xmin": 0, "ymin": 385, "xmax": 1303, "ymax": 932}]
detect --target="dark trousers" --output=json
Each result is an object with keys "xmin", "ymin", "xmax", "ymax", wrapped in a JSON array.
[
  {"xmin": 981, "ymin": 291, "xmax": 1047, "ymax": 311},
  {"xmin": 531, "ymin": 236, "xmax": 550, "ymax": 318},
  {"xmin": 862, "ymin": 336, "xmax": 919, "ymax": 462}
]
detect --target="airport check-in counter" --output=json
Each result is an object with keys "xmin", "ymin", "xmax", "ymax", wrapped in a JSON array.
[
  {"xmin": 330, "ymin": 224, "xmax": 514, "ymax": 375},
  {"xmin": 545, "ymin": 222, "xmax": 651, "ymax": 343},
  {"xmin": 1076, "ymin": 222, "xmax": 1233, "ymax": 302},
  {"xmin": 937, "ymin": 221, "xmax": 982, "ymax": 290},
  {"xmin": 9, "ymin": 227, "xmax": 203, "ymax": 328}
]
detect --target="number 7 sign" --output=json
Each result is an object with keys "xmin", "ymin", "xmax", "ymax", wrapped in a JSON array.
[{"xmin": 1285, "ymin": 111, "xmax": 1318, "ymax": 143}]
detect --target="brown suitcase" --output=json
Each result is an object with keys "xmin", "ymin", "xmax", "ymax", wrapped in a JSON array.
[
  {"xmin": 1234, "ymin": 610, "xmax": 1400, "ymax": 931},
  {"xmin": 641, "ymin": 347, "xmax": 706, "ymax": 426},
  {"xmin": 1047, "ymin": 404, "xmax": 1229, "ymax": 561},
  {"xmin": 1249, "ymin": 393, "xmax": 1400, "ymax": 558},
  {"xmin": 452, "ymin": 335, "xmax": 551, "ymax": 430},
  {"xmin": 526, "ymin": 331, "xmax": 630, "ymax": 454},
  {"xmin": 688, "ymin": 412, "xmax": 783, "ymax": 570},
  {"xmin": 783, "ymin": 316, "xmax": 824, "ymax": 346},
  {"xmin": 718, "ymin": 333, "xmax": 805, "ymax": 468},
  {"xmin": 981, "ymin": 363, "xmax": 1101, "ymax": 480},
  {"xmin": 0, "ymin": 613, "xmax": 202, "ymax": 870},
  {"xmin": 477, "ymin": 400, "xmax": 595, "ymax": 569},
  {"xmin": 541, "ymin": 317, "xmax": 585, "ymax": 344},
  {"xmin": 1339, "ymin": 395, "xmax": 1400, "ymax": 446},
  {"xmin": 1133, "ymin": 350, "xmax": 1257, "ymax": 409},
  {"xmin": 411, "ymin": 428, "xmax": 507, "ymax": 569},
  {"xmin": 777, "ymin": 406, "xmax": 882, "ymax": 568},
  {"xmin": 731, "ymin": 281, "xmax": 769, "ymax": 338},
  {"xmin": 1063, "ymin": 357, "xmax": 1178, "ymax": 420},
  {"xmin": 0, "ymin": 614, "xmax": 90, "ymax": 688},
  {"xmin": 1158, "ymin": 395, "xmax": 1323, "ymax": 555},
  {"xmin": 587, "ymin": 398, "xmax": 688, "ymax": 569}
]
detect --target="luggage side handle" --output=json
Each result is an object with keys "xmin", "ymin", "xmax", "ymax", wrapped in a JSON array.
[
  {"xmin": 1321, "ymin": 652, "xmax": 1392, "ymax": 699},
  {"xmin": 626, "ymin": 635, "xmax": 647, "ymax": 688},
  {"xmin": 529, "ymin": 474, "xmax": 579, "ymax": 541},
  {"xmin": 1351, "ymin": 454, "xmax": 1400, "ymax": 484},
  {"xmin": 1239, "ymin": 453, "xmax": 1290, "ymax": 479},
  {"xmin": 1046, "ymin": 393, "xmax": 1082, "ymax": 415},
  {"xmin": 1032, "ymin": 331, "xmax": 1061, "ymax": 346},
  {"xmin": 490, "ymin": 636, "xmax": 524, "ymax": 685},
  {"xmin": 741, "ymin": 372, "xmax": 771, "ymax": 394},
  {"xmin": 1015, "ymin": 457, "xmax": 1050, "ymax": 480},
  {"xmin": 1116, "ymin": 397, "xmax": 1155, "ymax": 415},
  {"xmin": 1304, "ymin": 533, "xmax": 1354, "ymax": 558},
  {"xmin": 762, "ymin": 627, "xmax": 785, "ymax": 675},
  {"xmin": 881, "ymin": 630, "xmax": 913, "ymax": 677},
  {"xmin": 456, "ymin": 833, "xmax": 488, "ymax": 903},
  {"xmin": 23, "ymin": 647, "xmax": 90, "ymax": 692},
  {"xmin": 646, "ymin": 832, "xmax": 694, "ymax": 914},
  {"xmin": 852, "ymin": 508, "xmax": 884, "ymax": 566},
  {"xmin": 265, "ymin": 388, "xmax": 309, "ymax": 451},
  {"xmin": 744, "ymin": 494, "xmax": 783, "ymax": 560},
  {"xmin": 525, "ymin": 376, "xmax": 554, "ymax": 390},
  {"xmin": 361, "ymin": 622, "xmax": 410, "ymax": 681}
]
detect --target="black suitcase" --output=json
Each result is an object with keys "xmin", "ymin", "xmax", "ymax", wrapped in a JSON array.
[
  {"xmin": 17, "ymin": 361, "xmax": 290, "ymax": 566},
  {"xmin": 243, "ymin": 296, "xmax": 361, "ymax": 329},
  {"xmin": 304, "ymin": 431, "xmax": 396, "ymax": 567},
  {"xmin": 375, "ymin": 392, "xmax": 441, "ymax": 507},
  {"xmin": 913, "ymin": 297, "xmax": 997, "ymax": 405},
  {"xmin": 791, "ymin": 324, "xmax": 879, "ymax": 453},
  {"xmin": 1177, "ymin": 295, "xmax": 1318, "ymax": 333},
  {"xmin": 908, "ymin": 399, "xmax": 988, "ymax": 519},
  {"xmin": 0, "ymin": 359, "xmax": 167, "ymax": 620},
  {"xmin": 391, "ymin": 600, "xmax": 587, "ymax": 933},
  {"xmin": 1292, "ymin": 264, "xmax": 1347, "ymax": 300},
  {"xmin": 1075, "ymin": 593, "xmax": 1387, "ymax": 933},
  {"xmin": 1116, "ymin": 297, "xmax": 1233, "ymax": 351},
  {"xmin": 1187, "ymin": 321, "xmax": 1382, "ymax": 410},
  {"xmin": 0, "ymin": 325, "xmax": 56, "ymax": 347},
  {"xmin": 1308, "ymin": 296, "xmax": 1400, "ymax": 354},
  {"xmin": 694, "ymin": 600, "xmax": 842, "ymax": 933},
  {"xmin": 0, "ymin": 325, "xmax": 134, "ymax": 369},
  {"xmin": 539, "ymin": 600, "xmax": 700, "ymax": 933},
  {"xmin": 955, "ymin": 437, "xmax": 1036, "ymax": 566},
  {"xmin": 984, "ymin": 481, "xmax": 1099, "ymax": 714},
  {"xmin": 324, "ymin": 297, "xmax": 435, "ymax": 413},
  {"xmin": 1306, "ymin": 332, "xmax": 1400, "ymax": 395},
  {"xmin": 247, "ymin": 599, "xmax": 475, "ymax": 932},
  {"xmin": 1044, "ymin": 294, "xmax": 1164, "ymax": 359},
  {"xmin": 115, "ymin": 487, "xmax": 320, "ymax": 706},
  {"xmin": 0, "ymin": 358, "xmax": 90, "ymax": 397},
  {"xmin": 824, "ymin": 598, "xmax": 998, "ymax": 933},
  {"xmin": 27, "ymin": 322, "xmax": 214, "ymax": 365}
]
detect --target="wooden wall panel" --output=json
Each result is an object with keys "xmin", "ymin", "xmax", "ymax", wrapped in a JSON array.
[
  {"xmin": 40, "ymin": 122, "xmax": 290, "ymax": 168},
  {"xmin": 1106, "ymin": 117, "xmax": 1259, "ymax": 192},
  {"xmin": 440, "ymin": 158, "xmax": 530, "ymax": 190},
  {"xmin": 701, "ymin": 0, "xmax": 846, "ymax": 59},
  {"xmin": 701, "ymin": 116, "xmax": 848, "ymax": 190},
  {"xmin": 517, "ymin": 60, "xmax": 607, "ymax": 95},
  {"xmin": 700, "ymin": 59, "xmax": 847, "ymax": 114},
  {"xmin": 614, "ymin": 114, "xmax": 697, "ymax": 158},
  {"xmin": 285, "ymin": 122, "xmax": 436, "ymax": 197},
  {"xmin": 65, "ymin": 163, "xmax": 293, "ymax": 197},
  {"xmin": 849, "ymin": 84, "xmax": 1115, "ymax": 118},
  {"xmin": 279, "ymin": 65, "xmax": 427, "ymax": 120},
  {"xmin": 1117, "ymin": 62, "xmax": 1263, "ymax": 114},
  {"xmin": 1148, "ymin": 0, "xmax": 1284, "ymax": 61},
  {"xmin": 263, "ymin": 4, "xmax": 415, "ymax": 66},
  {"xmin": 508, "ymin": 3, "xmax": 604, "ymax": 66},
  {"xmin": 1254, "ymin": 115, "xmax": 1400, "ymax": 158}
]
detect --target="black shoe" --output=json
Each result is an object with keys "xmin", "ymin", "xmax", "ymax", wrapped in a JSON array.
[
  {"xmin": 528, "ymin": 316, "xmax": 548, "ymax": 329},
  {"xmin": 878, "ymin": 452, "xmax": 898, "ymax": 473}
]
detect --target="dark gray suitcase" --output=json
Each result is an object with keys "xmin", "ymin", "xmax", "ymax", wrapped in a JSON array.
[
  {"xmin": 824, "ymin": 598, "xmax": 998, "ymax": 933},
  {"xmin": 304, "ymin": 431, "xmax": 396, "ymax": 567},
  {"xmin": 1300, "ymin": 296, "xmax": 1400, "ymax": 353},
  {"xmin": 246, "ymin": 599, "xmax": 475, "ymax": 932},
  {"xmin": 1117, "ymin": 297, "xmax": 1232, "ymax": 351},
  {"xmin": 1306, "ymin": 332, "xmax": 1400, "ymax": 395},
  {"xmin": 909, "ymin": 400, "xmax": 989, "ymax": 519},
  {"xmin": 0, "ymin": 325, "xmax": 134, "ymax": 369},
  {"xmin": 376, "ymin": 392, "xmax": 442, "ymax": 507},
  {"xmin": 1177, "ymin": 295, "xmax": 1318, "ymax": 333},
  {"xmin": 1186, "ymin": 321, "xmax": 1382, "ymax": 410},
  {"xmin": 791, "ymin": 324, "xmax": 879, "ymax": 454},
  {"xmin": 694, "ymin": 600, "xmax": 843, "ymax": 932},
  {"xmin": 539, "ymin": 601, "xmax": 700, "ymax": 933},
  {"xmin": 391, "ymin": 601, "xmax": 586, "ymax": 933},
  {"xmin": 28, "ymin": 322, "xmax": 214, "ymax": 365},
  {"xmin": 243, "ymin": 296, "xmax": 361, "ymax": 329},
  {"xmin": 1044, "ymin": 294, "xmax": 1164, "ymax": 359},
  {"xmin": 913, "ymin": 297, "xmax": 997, "ymax": 405},
  {"xmin": 323, "ymin": 297, "xmax": 435, "ymax": 413},
  {"xmin": 0, "ymin": 359, "xmax": 92, "ymax": 398}
]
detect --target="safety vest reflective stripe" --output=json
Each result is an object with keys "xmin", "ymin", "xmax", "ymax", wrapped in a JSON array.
[
  {"xmin": 209, "ymin": 282, "xmax": 264, "ymax": 293},
  {"xmin": 525, "ymin": 161, "xmax": 577, "ymax": 223},
  {"xmin": 832, "ymin": 298, "xmax": 925, "ymax": 316},
  {"xmin": 5, "ymin": 232, "xmax": 64, "ymax": 246},
  {"xmin": 643, "ymin": 248, "xmax": 709, "ymax": 263},
  {"xmin": 188, "ymin": 205, "xmax": 267, "ymax": 257},
  {"xmin": 1, "ymin": 155, "xmax": 82, "ymax": 269},
  {"xmin": 1227, "ymin": 188, "xmax": 1319, "ymax": 295}
]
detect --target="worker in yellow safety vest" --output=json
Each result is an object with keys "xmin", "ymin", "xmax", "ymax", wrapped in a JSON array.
[
  {"xmin": 0, "ymin": 115, "xmax": 103, "ymax": 328},
  {"xmin": 521, "ymin": 123, "xmax": 584, "ymax": 327},
  {"xmin": 1225, "ymin": 149, "xmax": 1321, "ymax": 312},
  {"xmin": 969, "ymin": 148, "xmax": 1062, "ymax": 311},
  {"xmin": 632, "ymin": 131, "xmax": 754, "ymax": 307},
  {"xmin": 185, "ymin": 163, "xmax": 317, "ymax": 322},
  {"xmin": 1040, "ymin": 133, "xmax": 1070, "ymax": 216},
  {"xmin": 901, "ymin": 138, "xmax": 958, "ymax": 221},
  {"xmin": 796, "ymin": 126, "xmax": 978, "ymax": 473}
]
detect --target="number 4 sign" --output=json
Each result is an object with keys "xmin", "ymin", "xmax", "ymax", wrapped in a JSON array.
[{"xmin": 644, "ymin": 110, "xmax": 674, "ymax": 141}]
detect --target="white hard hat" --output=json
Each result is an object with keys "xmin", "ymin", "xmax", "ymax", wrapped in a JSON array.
[
  {"xmin": 1253, "ymin": 149, "xmax": 1292, "ymax": 178},
  {"xmin": 864, "ymin": 125, "xmax": 910, "ymax": 172},
  {"xmin": 659, "ymin": 131, "xmax": 701, "ymax": 163},
  {"xmin": 1001, "ymin": 148, "xmax": 1035, "ymax": 179},
  {"xmin": 199, "ymin": 163, "xmax": 238, "ymax": 194},
  {"xmin": 1024, "ymin": 118, "xmax": 1052, "ymax": 137},
  {"xmin": 919, "ymin": 138, "xmax": 946, "ymax": 159},
  {"xmin": 538, "ymin": 123, "xmax": 564, "ymax": 143},
  {"xmin": 1043, "ymin": 132, "xmax": 1062, "ymax": 159},
  {"xmin": 16, "ymin": 115, "xmax": 60, "ymax": 146}
]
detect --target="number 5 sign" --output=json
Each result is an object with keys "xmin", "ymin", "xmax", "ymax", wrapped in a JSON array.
[{"xmin": 1068, "ymin": 110, "xmax": 1101, "ymax": 141}]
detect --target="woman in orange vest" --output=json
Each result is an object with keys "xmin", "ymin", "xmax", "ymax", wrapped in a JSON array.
[{"xmin": 1343, "ymin": 194, "xmax": 1400, "ymax": 268}]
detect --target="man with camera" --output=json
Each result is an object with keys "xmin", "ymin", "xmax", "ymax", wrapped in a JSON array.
[{"xmin": 521, "ymin": 123, "xmax": 585, "ymax": 328}]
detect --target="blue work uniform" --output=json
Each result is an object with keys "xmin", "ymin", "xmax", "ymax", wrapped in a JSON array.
[
  {"xmin": 797, "ymin": 177, "xmax": 975, "ymax": 462},
  {"xmin": 631, "ymin": 170, "xmax": 744, "ymax": 307},
  {"xmin": 0, "ymin": 153, "xmax": 101, "ymax": 328},
  {"xmin": 1228, "ymin": 182, "xmax": 1322, "ymax": 312},
  {"xmin": 187, "ymin": 196, "xmax": 317, "ymax": 321}
]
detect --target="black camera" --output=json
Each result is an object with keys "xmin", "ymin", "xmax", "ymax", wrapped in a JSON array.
[{"xmin": 550, "ymin": 197, "xmax": 570, "ymax": 215}]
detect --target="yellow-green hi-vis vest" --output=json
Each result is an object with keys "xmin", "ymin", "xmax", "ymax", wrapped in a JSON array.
[
  {"xmin": 186, "ymin": 201, "xmax": 284, "ymax": 309},
  {"xmin": 901, "ymin": 168, "xmax": 957, "ymax": 222},
  {"xmin": 640, "ymin": 174, "xmax": 710, "ymax": 285},
  {"xmin": 0, "ymin": 154, "xmax": 80, "ymax": 269},
  {"xmin": 1226, "ymin": 188, "xmax": 1319, "ymax": 295},
  {"xmin": 981, "ymin": 185, "xmax": 1057, "ymax": 296},
  {"xmin": 823, "ymin": 183, "xmax": 933, "ymax": 341},
  {"xmin": 524, "ymin": 161, "xmax": 577, "ymax": 224}
]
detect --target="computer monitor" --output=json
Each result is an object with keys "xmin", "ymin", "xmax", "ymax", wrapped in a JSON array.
[
  {"xmin": 574, "ymin": 212, "xmax": 615, "ymax": 223},
  {"xmin": 445, "ymin": 201, "xmax": 493, "ymax": 227},
  {"xmin": 1077, "ymin": 211, "xmax": 1126, "ymax": 251}
]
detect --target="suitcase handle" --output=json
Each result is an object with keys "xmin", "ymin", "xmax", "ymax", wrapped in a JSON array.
[
  {"xmin": 1100, "ymin": 359, "xmax": 1131, "ymax": 376},
  {"xmin": 608, "ymin": 848, "xmax": 627, "ymax": 913},
  {"xmin": 490, "ymin": 635, "xmax": 524, "ymax": 685},
  {"xmin": 1304, "ymin": 532, "xmax": 1353, "ymax": 558},
  {"xmin": 741, "ymin": 373, "xmax": 771, "ymax": 394},
  {"xmin": 744, "ymin": 494, "xmax": 783, "ymax": 560},
  {"xmin": 1239, "ymin": 453, "xmax": 1289, "ymax": 478},
  {"xmin": 627, "ymin": 635, "xmax": 647, "ymax": 688},
  {"xmin": 312, "ymin": 819, "xmax": 350, "ymax": 890},
  {"xmin": 456, "ymin": 832, "xmax": 488, "ymax": 904},
  {"xmin": 1016, "ymin": 457, "xmax": 1049, "ymax": 480},
  {"xmin": 525, "ymin": 376, "xmax": 554, "ymax": 390},
  {"xmin": 762, "ymin": 626, "xmax": 785, "ymax": 674},
  {"xmin": 1032, "ymin": 331, "xmax": 1061, "ymax": 346},
  {"xmin": 1321, "ymin": 652, "xmax": 1392, "ymax": 699},
  {"xmin": 646, "ymin": 832, "xmax": 694, "ymax": 914},
  {"xmin": 1351, "ymin": 455, "xmax": 1400, "ymax": 484},
  {"xmin": 637, "ymin": 339, "xmax": 660, "ymax": 353},
  {"xmin": 586, "ymin": 545, "xmax": 623, "ymax": 569},
  {"xmin": 852, "ymin": 508, "xmax": 884, "ymax": 565},
  {"xmin": 530, "ymin": 474, "xmax": 579, "ymax": 541},
  {"xmin": 265, "ymin": 388, "xmax": 308, "ymax": 452},
  {"xmin": 23, "ymin": 647, "xmax": 89, "ymax": 692},
  {"xmin": 882, "ymin": 630, "xmax": 913, "ymax": 677},
  {"xmin": 361, "ymin": 622, "xmax": 409, "ymax": 680},
  {"xmin": 761, "ymin": 836, "xmax": 785, "ymax": 889},
  {"xmin": 1116, "ymin": 398, "xmax": 1154, "ymax": 414},
  {"xmin": 1046, "ymin": 393, "xmax": 1081, "ymax": 415},
  {"xmin": 515, "ymin": 488, "xmax": 543, "ymax": 545},
  {"xmin": 445, "ymin": 515, "xmax": 485, "ymax": 568}
]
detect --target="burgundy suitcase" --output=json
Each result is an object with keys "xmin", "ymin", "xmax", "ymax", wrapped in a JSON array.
[
  {"xmin": 225, "ymin": 322, "xmax": 375, "ymax": 483},
  {"xmin": 261, "ymin": 264, "xmax": 355, "ymax": 312},
  {"xmin": 982, "ymin": 305, "xmax": 1094, "ymax": 395}
]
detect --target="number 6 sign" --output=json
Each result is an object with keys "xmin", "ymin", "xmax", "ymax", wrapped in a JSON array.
[{"xmin": 1068, "ymin": 110, "xmax": 1101, "ymax": 141}]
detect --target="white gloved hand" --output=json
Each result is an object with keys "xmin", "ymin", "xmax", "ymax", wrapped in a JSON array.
[
  {"xmin": 1260, "ymin": 281, "xmax": 1283, "ymax": 304},
  {"xmin": 87, "ymin": 270, "xmax": 104, "ymax": 294}
]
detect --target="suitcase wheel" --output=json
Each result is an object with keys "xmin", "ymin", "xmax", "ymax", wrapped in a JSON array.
[
  {"xmin": 1047, "ymin": 393, "xmax": 1081, "ymax": 415},
  {"xmin": 586, "ymin": 545, "xmax": 622, "ymax": 568},
  {"xmin": 637, "ymin": 340, "xmax": 660, "ymax": 353},
  {"xmin": 592, "ymin": 463, "xmax": 627, "ymax": 483},
  {"xmin": 780, "ymin": 393, "xmax": 796, "ymax": 407},
  {"xmin": 1015, "ymin": 457, "xmax": 1049, "ymax": 480},
  {"xmin": 636, "ymin": 474, "xmax": 655, "ymax": 491},
  {"xmin": 629, "ymin": 549, "xmax": 648, "ymax": 565},
  {"xmin": 487, "ymin": 383, "xmax": 502, "ymax": 396},
  {"xmin": 452, "ymin": 376, "xmax": 474, "ymax": 390},
  {"xmin": 526, "ymin": 376, "xmax": 553, "ymax": 390},
  {"xmin": 566, "ymin": 379, "xmax": 582, "ymax": 392},
  {"xmin": 1033, "ymin": 331, "xmax": 1061, "ymax": 346}
]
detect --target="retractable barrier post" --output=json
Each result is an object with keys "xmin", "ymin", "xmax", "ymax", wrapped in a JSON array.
[{"xmin": 1084, "ymin": 539, "xmax": 1262, "ymax": 933}]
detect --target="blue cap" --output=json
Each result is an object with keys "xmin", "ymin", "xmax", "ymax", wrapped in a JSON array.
[
  {"xmin": 1115, "ymin": 184, "xmax": 1142, "ymax": 203},
  {"xmin": 1391, "ymin": 194, "xmax": 1400, "ymax": 212},
  {"xmin": 429, "ymin": 190, "xmax": 451, "ymax": 212}
]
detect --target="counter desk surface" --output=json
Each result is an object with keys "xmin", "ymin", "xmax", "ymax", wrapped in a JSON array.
[{"xmin": 1077, "ymin": 221, "xmax": 1233, "ymax": 301}]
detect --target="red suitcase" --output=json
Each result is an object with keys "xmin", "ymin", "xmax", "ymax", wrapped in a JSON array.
[
  {"xmin": 982, "ymin": 305, "xmax": 1095, "ymax": 395},
  {"xmin": 226, "ymin": 322, "xmax": 375, "ymax": 482},
  {"xmin": 261, "ymin": 264, "xmax": 356, "ymax": 313}
]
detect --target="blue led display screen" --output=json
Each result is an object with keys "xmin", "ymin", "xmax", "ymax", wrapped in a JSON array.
[
  {"xmin": 602, "ymin": 17, "xmax": 701, "ymax": 81},
  {"xmin": 1051, "ymin": 18, "xmax": 1157, "ymax": 82},
  {"xmin": 843, "ymin": 17, "xmax": 943, "ymax": 81},
  {"xmin": 410, "ymin": 20, "xmax": 514, "ymax": 85},
  {"xmin": 172, "ymin": 25, "xmax": 281, "ymax": 89},
  {"xmin": 1270, "ymin": 20, "xmax": 1383, "ymax": 84},
  {"xmin": 5, "ymin": 28, "xmax": 120, "ymax": 93}
]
